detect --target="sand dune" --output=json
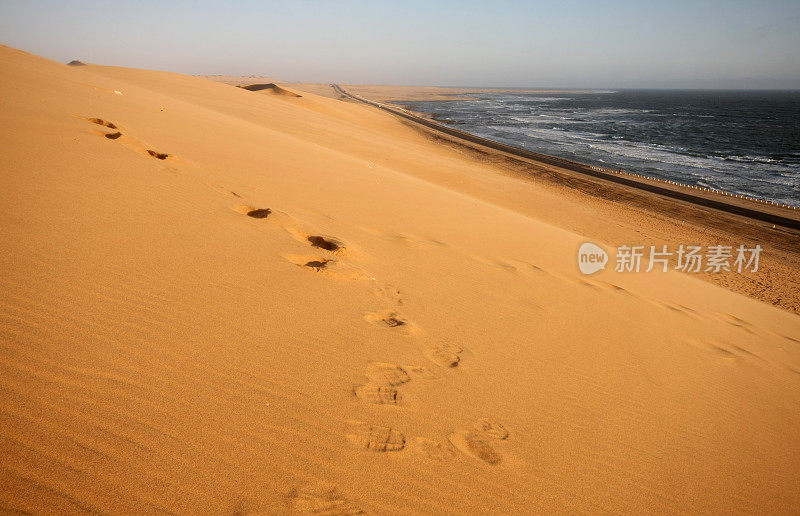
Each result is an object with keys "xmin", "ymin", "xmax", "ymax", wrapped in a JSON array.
[
  {"xmin": 240, "ymin": 83, "xmax": 302, "ymax": 97},
  {"xmin": 1, "ymin": 44, "xmax": 800, "ymax": 513}
]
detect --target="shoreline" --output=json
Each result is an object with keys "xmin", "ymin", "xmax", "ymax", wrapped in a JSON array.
[{"xmin": 333, "ymin": 84, "xmax": 800, "ymax": 229}]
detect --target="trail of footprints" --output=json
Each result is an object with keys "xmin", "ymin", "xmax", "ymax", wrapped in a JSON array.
[
  {"xmin": 348, "ymin": 360, "xmax": 510, "ymax": 464},
  {"xmin": 228, "ymin": 194, "xmax": 510, "ymax": 470},
  {"xmin": 82, "ymin": 116, "xmax": 510, "ymax": 510},
  {"xmin": 84, "ymin": 117, "xmax": 170, "ymax": 160},
  {"xmin": 226, "ymin": 195, "xmax": 507, "ymax": 467},
  {"xmin": 345, "ymin": 415, "xmax": 511, "ymax": 465},
  {"xmin": 220, "ymin": 180, "xmax": 792, "ymax": 504}
]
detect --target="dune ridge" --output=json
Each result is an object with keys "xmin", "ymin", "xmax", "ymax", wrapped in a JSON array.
[
  {"xmin": 1, "ymin": 44, "xmax": 800, "ymax": 513},
  {"xmin": 239, "ymin": 82, "xmax": 302, "ymax": 97}
]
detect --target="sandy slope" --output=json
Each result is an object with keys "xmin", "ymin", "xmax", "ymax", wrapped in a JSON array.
[{"xmin": 1, "ymin": 45, "xmax": 800, "ymax": 514}]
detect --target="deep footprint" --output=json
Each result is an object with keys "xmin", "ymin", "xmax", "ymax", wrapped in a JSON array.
[
  {"xmin": 246, "ymin": 208, "xmax": 272, "ymax": 218},
  {"xmin": 147, "ymin": 149, "xmax": 169, "ymax": 160},
  {"xmin": 87, "ymin": 118, "xmax": 117, "ymax": 129},
  {"xmin": 304, "ymin": 259, "xmax": 330, "ymax": 270},
  {"xmin": 104, "ymin": 131, "xmax": 122, "ymax": 139},
  {"xmin": 347, "ymin": 421, "xmax": 405, "ymax": 451},
  {"xmin": 308, "ymin": 235, "xmax": 343, "ymax": 252}
]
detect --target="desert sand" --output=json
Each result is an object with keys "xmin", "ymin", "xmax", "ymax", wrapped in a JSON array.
[{"xmin": 2, "ymin": 45, "xmax": 800, "ymax": 514}]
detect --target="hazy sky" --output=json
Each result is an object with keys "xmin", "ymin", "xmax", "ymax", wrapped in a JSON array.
[{"xmin": 1, "ymin": 0, "xmax": 799, "ymax": 88}]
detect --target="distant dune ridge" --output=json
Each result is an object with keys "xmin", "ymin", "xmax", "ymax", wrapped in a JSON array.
[
  {"xmin": 1, "ymin": 44, "xmax": 800, "ymax": 513},
  {"xmin": 239, "ymin": 82, "xmax": 302, "ymax": 97}
]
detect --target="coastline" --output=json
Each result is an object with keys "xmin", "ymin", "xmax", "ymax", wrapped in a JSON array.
[
  {"xmin": 3, "ymin": 46, "xmax": 800, "ymax": 513},
  {"xmin": 334, "ymin": 85, "xmax": 800, "ymax": 225}
]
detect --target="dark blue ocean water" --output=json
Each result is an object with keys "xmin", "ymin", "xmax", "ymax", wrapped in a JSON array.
[{"xmin": 397, "ymin": 90, "xmax": 800, "ymax": 206}]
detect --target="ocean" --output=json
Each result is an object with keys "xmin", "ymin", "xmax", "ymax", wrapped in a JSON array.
[{"xmin": 396, "ymin": 90, "xmax": 800, "ymax": 207}]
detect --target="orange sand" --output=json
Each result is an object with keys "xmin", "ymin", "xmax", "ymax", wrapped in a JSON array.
[{"xmin": 2, "ymin": 46, "xmax": 800, "ymax": 513}]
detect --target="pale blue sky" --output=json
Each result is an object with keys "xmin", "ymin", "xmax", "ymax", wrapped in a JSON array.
[{"xmin": 1, "ymin": 0, "xmax": 798, "ymax": 88}]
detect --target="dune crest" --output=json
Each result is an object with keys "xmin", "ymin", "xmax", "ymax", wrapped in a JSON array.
[{"xmin": 239, "ymin": 82, "xmax": 302, "ymax": 97}]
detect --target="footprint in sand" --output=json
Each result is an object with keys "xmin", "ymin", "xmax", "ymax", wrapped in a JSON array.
[
  {"xmin": 276, "ymin": 224, "xmax": 367, "ymax": 278},
  {"xmin": 227, "ymin": 207, "xmax": 367, "ymax": 280},
  {"xmin": 363, "ymin": 310, "xmax": 417, "ymax": 335},
  {"xmin": 449, "ymin": 418, "xmax": 510, "ymax": 465},
  {"xmin": 424, "ymin": 343, "xmax": 463, "ymax": 368},
  {"xmin": 354, "ymin": 362, "xmax": 437, "ymax": 405},
  {"xmin": 354, "ymin": 383, "xmax": 402, "ymax": 405},
  {"xmin": 83, "ymin": 116, "xmax": 175, "ymax": 161},
  {"xmin": 303, "ymin": 258, "xmax": 332, "ymax": 271},
  {"xmin": 280, "ymin": 219, "xmax": 351, "ymax": 257},
  {"xmin": 450, "ymin": 434, "xmax": 502, "ymax": 464},
  {"xmin": 290, "ymin": 482, "xmax": 364, "ymax": 515},
  {"xmin": 307, "ymin": 235, "xmax": 344, "ymax": 253},
  {"xmin": 374, "ymin": 284, "xmax": 404, "ymax": 306},
  {"xmin": 354, "ymin": 363, "xmax": 410, "ymax": 405},
  {"xmin": 84, "ymin": 117, "xmax": 122, "ymax": 139},
  {"xmin": 283, "ymin": 254, "xmax": 370, "ymax": 281},
  {"xmin": 363, "ymin": 362, "xmax": 411, "ymax": 386},
  {"xmin": 346, "ymin": 421, "xmax": 405, "ymax": 452},
  {"xmin": 86, "ymin": 117, "xmax": 117, "ymax": 129},
  {"xmin": 146, "ymin": 149, "xmax": 169, "ymax": 160},
  {"xmin": 364, "ymin": 311, "xmax": 407, "ymax": 329},
  {"xmin": 232, "ymin": 204, "xmax": 272, "ymax": 219},
  {"xmin": 363, "ymin": 283, "xmax": 417, "ymax": 336},
  {"xmin": 246, "ymin": 208, "xmax": 272, "ymax": 219}
]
